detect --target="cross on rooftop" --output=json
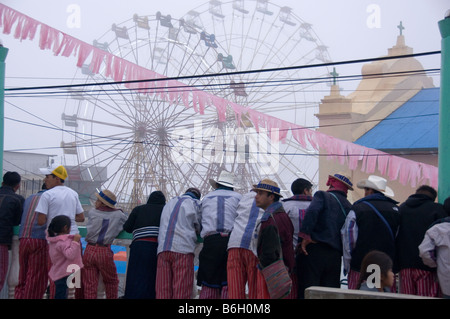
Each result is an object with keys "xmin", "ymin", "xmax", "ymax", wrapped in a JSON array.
[
  {"xmin": 330, "ymin": 67, "xmax": 339, "ymax": 85},
  {"xmin": 397, "ymin": 21, "xmax": 405, "ymax": 36}
]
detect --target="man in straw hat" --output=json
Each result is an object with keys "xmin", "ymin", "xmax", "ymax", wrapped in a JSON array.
[
  {"xmin": 297, "ymin": 173, "xmax": 353, "ymax": 298},
  {"xmin": 227, "ymin": 189, "xmax": 264, "ymax": 299},
  {"xmin": 82, "ymin": 189, "xmax": 127, "ymax": 299},
  {"xmin": 341, "ymin": 175, "xmax": 400, "ymax": 291},
  {"xmin": 253, "ymin": 179, "xmax": 295, "ymax": 299},
  {"xmin": 197, "ymin": 170, "xmax": 241, "ymax": 299}
]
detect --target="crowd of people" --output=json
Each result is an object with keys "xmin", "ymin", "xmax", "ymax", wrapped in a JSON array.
[{"xmin": 0, "ymin": 164, "xmax": 449, "ymax": 299}]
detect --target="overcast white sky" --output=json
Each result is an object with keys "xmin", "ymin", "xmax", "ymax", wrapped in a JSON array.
[{"xmin": 1, "ymin": 0, "xmax": 448, "ymax": 159}]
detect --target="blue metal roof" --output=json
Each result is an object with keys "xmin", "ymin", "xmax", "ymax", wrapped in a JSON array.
[{"xmin": 355, "ymin": 87, "xmax": 439, "ymax": 150}]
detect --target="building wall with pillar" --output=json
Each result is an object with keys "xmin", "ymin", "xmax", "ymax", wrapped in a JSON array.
[{"xmin": 316, "ymin": 33, "xmax": 436, "ymax": 204}]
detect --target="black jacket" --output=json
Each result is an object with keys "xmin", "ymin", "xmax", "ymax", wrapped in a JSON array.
[
  {"xmin": 396, "ymin": 194, "xmax": 448, "ymax": 271},
  {"xmin": 123, "ymin": 191, "xmax": 166, "ymax": 236},
  {"xmin": 350, "ymin": 193, "xmax": 400, "ymax": 272},
  {"xmin": 0, "ymin": 186, "xmax": 25, "ymax": 246}
]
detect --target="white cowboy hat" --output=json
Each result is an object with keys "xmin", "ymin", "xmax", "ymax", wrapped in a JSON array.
[
  {"xmin": 357, "ymin": 175, "xmax": 394, "ymax": 197},
  {"xmin": 209, "ymin": 170, "xmax": 235, "ymax": 189}
]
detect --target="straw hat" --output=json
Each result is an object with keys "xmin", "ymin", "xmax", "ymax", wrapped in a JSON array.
[
  {"xmin": 252, "ymin": 179, "xmax": 283, "ymax": 197},
  {"xmin": 357, "ymin": 175, "xmax": 394, "ymax": 197},
  {"xmin": 209, "ymin": 170, "xmax": 235, "ymax": 189},
  {"xmin": 95, "ymin": 189, "xmax": 117, "ymax": 208}
]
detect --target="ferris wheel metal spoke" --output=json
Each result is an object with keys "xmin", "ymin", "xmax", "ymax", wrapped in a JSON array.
[
  {"xmin": 79, "ymin": 132, "xmax": 134, "ymax": 163},
  {"xmin": 62, "ymin": 1, "xmax": 331, "ymax": 208},
  {"xmin": 77, "ymin": 139, "xmax": 134, "ymax": 182},
  {"xmin": 85, "ymin": 84, "xmax": 137, "ymax": 127}
]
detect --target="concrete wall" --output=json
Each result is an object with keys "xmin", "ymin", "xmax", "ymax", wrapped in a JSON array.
[{"xmin": 305, "ymin": 286, "xmax": 438, "ymax": 299}]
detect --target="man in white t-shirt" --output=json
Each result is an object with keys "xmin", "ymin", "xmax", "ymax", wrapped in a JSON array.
[{"xmin": 36, "ymin": 164, "xmax": 85, "ymax": 234}]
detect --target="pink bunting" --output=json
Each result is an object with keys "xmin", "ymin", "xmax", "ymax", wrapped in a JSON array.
[
  {"xmin": 54, "ymin": 34, "xmax": 78, "ymax": 57},
  {"xmin": 181, "ymin": 88, "xmax": 191, "ymax": 108},
  {"xmin": 90, "ymin": 47, "xmax": 107, "ymax": 74},
  {"xmin": 0, "ymin": 3, "xmax": 439, "ymax": 189},
  {"xmin": 229, "ymin": 102, "xmax": 247, "ymax": 126},
  {"xmin": 0, "ymin": 4, "xmax": 19, "ymax": 35},
  {"xmin": 168, "ymin": 80, "xmax": 180, "ymax": 105},
  {"xmin": 212, "ymin": 95, "xmax": 227, "ymax": 122},
  {"xmin": 38, "ymin": 24, "xmax": 59, "ymax": 51},
  {"xmin": 346, "ymin": 142, "xmax": 364, "ymax": 170},
  {"xmin": 197, "ymin": 91, "xmax": 206, "ymax": 115},
  {"xmin": 247, "ymin": 109, "xmax": 260, "ymax": 132},
  {"xmin": 407, "ymin": 161, "xmax": 420, "ymax": 188},
  {"xmin": 377, "ymin": 153, "xmax": 390, "ymax": 175},
  {"xmin": 290, "ymin": 125, "xmax": 308, "ymax": 149},
  {"xmin": 387, "ymin": 156, "xmax": 402, "ymax": 181},
  {"xmin": 17, "ymin": 14, "xmax": 38, "ymax": 41},
  {"xmin": 365, "ymin": 149, "xmax": 380, "ymax": 174}
]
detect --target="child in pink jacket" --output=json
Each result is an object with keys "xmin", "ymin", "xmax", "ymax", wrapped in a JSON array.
[{"xmin": 47, "ymin": 215, "xmax": 84, "ymax": 299}]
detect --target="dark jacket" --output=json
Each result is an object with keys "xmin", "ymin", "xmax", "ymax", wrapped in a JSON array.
[
  {"xmin": 257, "ymin": 202, "xmax": 295, "ymax": 273},
  {"xmin": 350, "ymin": 193, "xmax": 400, "ymax": 272},
  {"xmin": 396, "ymin": 194, "xmax": 448, "ymax": 271},
  {"xmin": 0, "ymin": 186, "xmax": 25, "ymax": 246},
  {"xmin": 123, "ymin": 191, "xmax": 166, "ymax": 239},
  {"xmin": 299, "ymin": 190, "xmax": 352, "ymax": 253}
]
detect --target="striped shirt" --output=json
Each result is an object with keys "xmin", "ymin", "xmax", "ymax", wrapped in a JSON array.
[
  {"xmin": 282, "ymin": 195, "xmax": 313, "ymax": 248},
  {"xmin": 132, "ymin": 226, "xmax": 159, "ymax": 241},
  {"xmin": 341, "ymin": 210, "xmax": 358, "ymax": 275},
  {"xmin": 85, "ymin": 207, "xmax": 127, "ymax": 245},
  {"xmin": 157, "ymin": 194, "xmax": 201, "ymax": 254},
  {"xmin": 19, "ymin": 190, "xmax": 47, "ymax": 240},
  {"xmin": 200, "ymin": 189, "xmax": 241, "ymax": 238},
  {"xmin": 227, "ymin": 192, "xmax": 263, "ymax": 255}
]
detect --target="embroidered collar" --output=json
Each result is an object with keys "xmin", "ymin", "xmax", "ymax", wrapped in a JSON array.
[
  {"xmin": 261, "ymin": 201, "xmax": 283, "ymax": 221},
  {"xmin": 282, "ymin": 194, "xmax": 313, "ymax": 202}
]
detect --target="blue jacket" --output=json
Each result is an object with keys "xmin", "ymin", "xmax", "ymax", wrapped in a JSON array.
[{"xmin": 299, "ymin": 190, "xmax": 351, "ymax": 253}]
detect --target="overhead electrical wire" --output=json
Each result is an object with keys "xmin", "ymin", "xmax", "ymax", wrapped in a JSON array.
[
  {"xmin": 4, "ymin": 68, "xmax": 441, "ymax": 100},
  {"xmin": 5, "ymin": 50, "xmax": 441, "ymax": 92},
  {"xmin": 4, "ymin": 51, "xmax": 441, "ymax": 157}
]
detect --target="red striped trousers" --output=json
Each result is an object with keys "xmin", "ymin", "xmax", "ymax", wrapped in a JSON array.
[
  {"xmin": 256, "ymin": 269, "xmax": 270, "ymax": 299},
  {"xmin": 156, "ymin": 251, "xmax": 194, "ymax": 299},
  {"xmin": 227, "ymin": 248, "xmax": 258, "ymax": 299},
  {"xmin": 82, "ymin": 244, "xmax": 119, "ymax": 299},
  {"xmin": 0, "ymin": 244, "xmax": 8, "ymax": 292},
  {"xmin": 347, "ymin": 269, "xmax": 360, "ymax": 290},
  {"xmin": 14, "ymin": 238, "xmax": 49, "ymax": 299},
  {"xmin": 399, "ymin": 268, "xmax": 440, "ymax": 297}
]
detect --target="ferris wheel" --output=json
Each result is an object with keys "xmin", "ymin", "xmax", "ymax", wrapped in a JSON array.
[{"xmin": 61, "ymin": 0, "xmax": 332, "ymax": 211}]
